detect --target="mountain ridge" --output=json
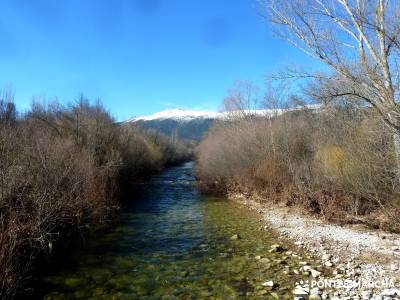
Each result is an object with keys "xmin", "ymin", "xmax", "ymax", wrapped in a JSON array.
[
  {"xmin": 127, "ymin": 108, "xmax": 220, "ymax": 122},
  {"xmin": 126, "ymin": 106, "xmax": 320, "ymax": 141}
]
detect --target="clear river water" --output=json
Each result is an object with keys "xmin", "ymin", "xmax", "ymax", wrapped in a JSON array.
[{"xmin": 37, "ymin": 162, "xmax": 310, "ymax": 299}]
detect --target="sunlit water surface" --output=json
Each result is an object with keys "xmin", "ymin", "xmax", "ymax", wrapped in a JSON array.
[{"xmin": 39, "ymin": 162, "xmax": 306, "ymax": 299}]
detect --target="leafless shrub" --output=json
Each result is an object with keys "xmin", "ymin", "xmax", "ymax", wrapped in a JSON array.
[
  {"xmin": 264, "ymin": 0, "xmax": 400, "ymax": 180},
  {"xmin": 197, "ymin": 95, "xmax": 400, "ymax": 231},
  {"xmin": 0, "ymin": 95, "xmax": 189, "ymax": 298}
]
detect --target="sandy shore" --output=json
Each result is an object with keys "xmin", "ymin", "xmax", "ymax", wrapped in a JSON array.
[{"xmin": 229, "ymin": 192, "xmax": 400, "ymax": 299}]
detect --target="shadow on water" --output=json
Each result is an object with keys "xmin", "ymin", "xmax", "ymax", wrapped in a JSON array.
[{"xmin": 32, "ymin": 162, "xmax": 303, "ymax": 299}]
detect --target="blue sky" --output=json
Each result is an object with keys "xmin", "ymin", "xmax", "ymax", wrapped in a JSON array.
[{"xmin": 0, "ymin": 0, "xmax": 319, "ymax": 121}]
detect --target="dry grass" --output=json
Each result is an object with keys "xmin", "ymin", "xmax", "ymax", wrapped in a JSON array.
[
  {"xmin": 0, "ymin": 96, "xmax": 191, "ymax": 299},
  {"xmin": 197, "ymin": 105, "xmax": 400, "ymax": 232}
]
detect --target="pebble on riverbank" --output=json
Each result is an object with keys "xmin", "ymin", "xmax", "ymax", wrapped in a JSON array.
[{"xmin": 232, "ymin": 192, "xmax": 400, "ymax": 299}]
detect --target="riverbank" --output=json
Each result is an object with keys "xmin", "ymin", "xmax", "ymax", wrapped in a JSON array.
[
  {"xmin": 33, "ymin": 162, "xmax": 316, "ymax": 299},
  {"xmin": 229, "ymin": 191, "xmax": 400, "ymax": 299},
  {"xmin": 0, "ymin": 99, "xmax": 193, "ymax": 299}
]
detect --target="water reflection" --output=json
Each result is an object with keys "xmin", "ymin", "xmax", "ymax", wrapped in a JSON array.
[{"xmin": 40, "ymin": 162, "xmax": 302, "ymax": 299}]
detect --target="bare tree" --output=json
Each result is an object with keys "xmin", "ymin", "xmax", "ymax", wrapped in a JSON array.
[
  {"xmin": 265, "ymin": 0, "xmax": 400, "ymax": 178},
  {"xmin": 222, "ymin": 80, "xmax": 260, "ymax": 119},
  {"xmin": 0, "ymin": 89, "xmax": 16, "ymax": 126}
]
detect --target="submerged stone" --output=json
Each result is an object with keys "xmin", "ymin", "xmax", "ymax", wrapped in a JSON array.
[
  {"xmin": 230, "ymin": 234, "xmax": 241, "ymax": 240},
  {"xmin": 270, "ymin": 291, "xmax": 280, "ymax": 299},
  {"xmin": 179, "ymin": 270, "xmax": 189, "ymax": 277},
  {"xmin": 38, "ymin": 163, "xmax": 312, "ymax": 300},
  {"xmin": 64, "ymin": 277, "xmax": 87, "ymax": 288},
  {"xmin": 269, "ymin": 244, "xmax": 284, "ymax": 253},
  {"xmin": 262, "ymin": 280, "xmax": 275, "ymax": 287}
]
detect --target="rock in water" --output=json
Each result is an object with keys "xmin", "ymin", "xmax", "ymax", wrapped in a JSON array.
[
  {"xmin": 269, "ymin": 244, "xmax": 284, "ymax": 253},
  {"xmin": 262, "ymin": 280, "xmax": 275, "ymax": 288},
  {"xmin": 230, "ymin": 234, "xmax": 241, "ymax": 240}
]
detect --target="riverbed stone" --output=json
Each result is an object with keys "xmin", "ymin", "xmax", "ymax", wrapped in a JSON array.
[
  {"xmin": 179, "ymin": 271, "xmax": 189, "ymax": 277},
  {"xmin": 73, "ymin": 289, "xmax": 91, "ymax": 299},
  {"xmin": 64, "ymin": 277, "xmax": 87, "ymax": 288},
  {"xmin": 322, "ymin": 253, "xmax": 332, "ymax": 261},
  {"xmin": 161, "ymin": 295, "xmax": 178, "ymax": 300},
  {"xmin": 309, "ymin": 294, "xmax": 322, "ymax": 300},
  {"xmin": 115, "ymin": 256, "xmax": 136, "ymax": 269},
  {"xmin": 91, "ymin": 270, "xmax": 112, "ymax": 284},
  {"xmin": 310, "ymin": 269, "xmax": 322, "ymax": 278},
  {"xmin": 230, "ymin": 234, "xmax": 241, "ymax": 240},
  {"xmin": 262, "ymin": 280, "xmax": 275, "ymax": 287},
  {"xmin": 40, "ymin": 164, "xmax": 326, "ymax": 300},
  {"xmin": 303, "ymin": 265, "xmax": 312, "ymax": 271},
  {"xmin": 324, "ymin": 261, "xmax": 333, "ymax": 267},
  {"xmin": 257, "ymin": 289, "xmax": 268, "ymax": 296},
  {"xmin": 270, "ymin": 291, "xmax": 279, "ymax": 299},
  {"xmin": 259, "ymin": 257, "xmax": 271, "ymax": 263},
  {"xmin": 390, "ymin": 263, "xmax": 399, "ymax": 271},
  {"xmin": 269, "ymin": 244, "xmax": 284, "ymax": 252},
  {"xmin": 361, "ymin": 290, "xmax": 372, "ymax": 299}
]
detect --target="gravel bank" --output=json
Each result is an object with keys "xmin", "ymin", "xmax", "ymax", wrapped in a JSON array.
[{"xmin": 229, "ymin": 192, "xmax": 400, "ymax": 299}]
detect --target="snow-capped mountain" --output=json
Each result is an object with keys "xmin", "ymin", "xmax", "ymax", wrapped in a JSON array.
[
  {"xmin": 126, "ymin": 105, "xmax": 320, "ymax": 141},
  {"xmin": 127, "ymin": 107, "xmax": 290, "ymax": 123},
  {"xmin": 127, "ymin": 108, "xmax": 218, "ymax": 141},
  {"xmin": 127, "ymin": 108, "xmax": 220, "ymax": 122}
]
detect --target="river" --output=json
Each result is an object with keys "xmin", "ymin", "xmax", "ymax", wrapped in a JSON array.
[{"xmin": 36, "ymin": 162, "xmax": 308, "ymax": 299}]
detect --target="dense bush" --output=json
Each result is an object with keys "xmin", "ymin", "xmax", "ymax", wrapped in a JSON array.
[
  {"xmin": 0, "ymin": 97, "xmax": 190, "ymax": 298},
  {"xmin": 197, "ymin": 105, "xmax": 400, "ymax": 231}
]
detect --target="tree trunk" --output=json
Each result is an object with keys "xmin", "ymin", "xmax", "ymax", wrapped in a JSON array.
[{"xmin": 393, "ymin": 130, "xmax": 400, "ymax": 183}]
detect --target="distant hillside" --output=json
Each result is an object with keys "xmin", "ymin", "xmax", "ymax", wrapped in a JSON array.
[
  {"xmin": 126, "ymin": 109, "xmax": 218, "ymax": 141},
  {"xmin": 134, "ymin": 118, "xmax": 215, "ymax": 141},
  {"xmin": 126, "ymin": 106, "xmax": 320, "ymax": 141}
]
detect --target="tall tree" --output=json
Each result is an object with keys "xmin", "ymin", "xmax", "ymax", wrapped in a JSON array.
[
  {"xmin": 266, "ymin": 0, "xmax": 400, "ymax": 177},
  {"xmin": 222, "ymin": 80, "xmax": 260, "ymax": 119}
]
